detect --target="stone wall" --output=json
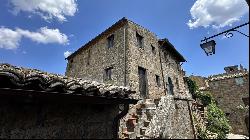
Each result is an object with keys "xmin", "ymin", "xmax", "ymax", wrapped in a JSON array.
[
  {"xmin": 207, "ymin": 73, "xmax": 249, "ymax": 135},
  {"xmin": 0, "ymin": 98, "xmax": 118, "ymax": 139},
  {"xmin": 126, "ymin": 21, "xmax": 165, "ymax": 99},
  {"xmin": 65, "ymin": 24, "xmax": 127, "ymax": 87},
  {"xmin": 65, "ymin": 19, "xmax": 189, "ymax": 100},
  {"xmin": 65, "ymin": 18, "xmax": 193, "ymax": 139},
  {"xmin": 119, "ymin": 95, "xmax": 195, "ymax": 139},
  {"xmin": 160, "ymin": 47, "xmax": 189, "ymax": 98}
]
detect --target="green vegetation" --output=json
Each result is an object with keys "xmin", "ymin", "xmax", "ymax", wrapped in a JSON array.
[
  {"xmin": 185, "ymin": 77, "xmax": 231, "ymax": 139},
  {"xmin": 207, "ymin": 102, "xmax": 230, "ymax": 139}
]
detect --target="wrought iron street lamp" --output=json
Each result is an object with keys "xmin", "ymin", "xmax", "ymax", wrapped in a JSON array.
[{"xmin": 200, "ymin": 40, "xmax": 216, "ymax": 56}]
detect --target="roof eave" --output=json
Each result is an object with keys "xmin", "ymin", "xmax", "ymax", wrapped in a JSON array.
[
  {"xmin": 159, "ymin": 39, "xmax": 186, "ymax": 62},
  {"xmin": 66, "ymin": 17, "xmax": 128, "ymax": 60}
]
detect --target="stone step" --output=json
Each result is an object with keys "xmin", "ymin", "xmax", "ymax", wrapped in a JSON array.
[
  {"xmin": 140, "ymin": 127, "xmax": 147, "ymax": 135},
  {"xmin": 144, "ymin": 120, "xmax": 150, "ymax": 127}
]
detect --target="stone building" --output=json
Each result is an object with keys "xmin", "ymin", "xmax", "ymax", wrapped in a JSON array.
[
  {"xmin": 66, "ymin": 17, "xmax": 195, "ymax": 139},
  {"xmin": 190, "ymin": 65, "xmax": 249, "ymax": 136},
  {"xmin": 0, "ymin": 63, "xmax": 138, "ymax": 139},
  {"xmin": 66, "ymin": 17, "xmax": 188, "ymax": 100}
]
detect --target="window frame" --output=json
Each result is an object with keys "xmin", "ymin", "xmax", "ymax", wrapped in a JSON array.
[
  {"xmin": 136, "ymin": 32, "xmax": 143, "ymax": 48},
  {"xmin": 104, "ymin": 67, "xmax": 113, "ymax": 81},
  {"xmin": 155, "ymin": 75, "xmax": 161, "ymax": 87},
  {"xmin": 151, "ymin": 45, "xmax": 156, "ymax": 55},
  {"xmin": 107, "ymin": 34, "xmax": 114, "ymax": 48}
]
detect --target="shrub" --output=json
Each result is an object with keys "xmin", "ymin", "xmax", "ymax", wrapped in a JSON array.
[{"xmin": 207, "ymin": 102, "xmax": 230, "ymax": 139}]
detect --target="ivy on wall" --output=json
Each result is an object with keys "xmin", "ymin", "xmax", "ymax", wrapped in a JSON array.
[{"xmin": 185, "ymin": 77, "xmax": 231, "ymax": 139}]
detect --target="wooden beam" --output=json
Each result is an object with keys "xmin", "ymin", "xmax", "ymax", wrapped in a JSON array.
[{"xmin": 0, "ymin": 88, "xmax": 138, "ymax": 105}]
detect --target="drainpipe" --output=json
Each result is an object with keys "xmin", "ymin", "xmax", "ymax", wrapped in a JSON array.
[
  {"xmin": 187, "ymin": 100, "xmax": 197, "ymax": 139},
  {"xmin": 158, "ymin": 46, "xmax": 167, "ymax": 94},
  {"xmin": 123, "ymin": 25, "xmax": 127, "ymax": 86},
  {"xmin": 113, "ymin": 104, "xmax": 129, "ymax": 139}
]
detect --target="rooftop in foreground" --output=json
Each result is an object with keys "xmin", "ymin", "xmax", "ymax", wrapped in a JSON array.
[{"xmin": 0, "ymin": 63, "xmax": 138, "ymax": 104}]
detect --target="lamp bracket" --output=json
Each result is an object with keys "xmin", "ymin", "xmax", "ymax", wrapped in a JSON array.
[{"xmin": 201, "ymin": 22, "xmax": 249, "ymax": 43}]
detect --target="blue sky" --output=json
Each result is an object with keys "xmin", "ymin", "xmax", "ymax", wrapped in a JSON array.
[{"xmin": 0, "ymin": 0, "xmax": 249, "ymax": 77}]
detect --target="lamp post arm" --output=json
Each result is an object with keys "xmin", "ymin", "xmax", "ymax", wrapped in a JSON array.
[
  {"xmin": 201, "ymin": 22, "xmax": 249, "ymax": 42},
  {"xmin": 233, "ymin": 29, "xmax": 249, "ymax": 37}
]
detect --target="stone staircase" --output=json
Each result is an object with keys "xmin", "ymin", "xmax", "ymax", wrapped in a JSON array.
[{"xmin": 119, "ymin": 99, "xmax": 157, "ymax": 139}]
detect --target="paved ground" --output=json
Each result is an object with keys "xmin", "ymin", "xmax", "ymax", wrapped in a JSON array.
[{"xmin": 226, "ymin": 133, "xmax": 249, "ymax": 139}]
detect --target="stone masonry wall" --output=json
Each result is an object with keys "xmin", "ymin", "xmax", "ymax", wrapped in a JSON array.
[
  {"xmin": 208, "ymin": 74, "xmax": 249, "ymax": 135},
  {"xmin": 160, "ymin": 48, "xmax": 188, "ymax": 98},
  {"xmin": 65, "ymin": 19, "xmax": 193, "ymax": 139},
  {"xmin": 126, "ymin": 21, "xmax": 165, "ymax": 99},
  {"xmin": 0, "ymin": 99, "xmax": 118, "ymax": 139},
  {"xmin": 66, "ymin": 24, "xmax": 127, "ymax": 87},
  {"xmin": 119, "ymin": 95, "xmax": 195, "ymax": 139}
]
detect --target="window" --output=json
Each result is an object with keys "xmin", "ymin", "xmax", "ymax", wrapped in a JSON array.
[
  {"xmin": 68, "ymin": 59, "xmax": 73, "ymax": 69},
  {"xmin": 104, "ymin": 67, "xmax": 113, "ymax": 80},
  {"xmin": 167, "ymin": 77, "xmax": 174, "ymax": 95},
  {"xmin": 151, "ymin": 45, "xmax": 156, "ymax": 55},
  {"xmin": 138, "ymin": 67, "xmax": 148, "ymax": 98},
  {"xmin": 176, "ymin": 78, "xmax": 179, "ymax": 89},
  {"xmin": 164, "ymin": 52, "xmax": 169, "ymax": 62},
  {"xmin": 87, "ymin": 49, "xmax": 91, "ymax": 65},
  {"xmin": 235, "ymin": 77, "xmax": 244, "ymax": 85},
  {"xmin": 136, "ymin": 32, "xmax": 143, "ymax": 48},
  {"xmin": 156, "ymin": 75, "xmax": 160, "ymax": 87},
  {"xmin": 107, "ymin": 34, "xmax": 114, "ymax": 48}
]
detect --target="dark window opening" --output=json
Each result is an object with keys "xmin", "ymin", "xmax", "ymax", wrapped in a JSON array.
[
  {"xmin": 87, "ymin": 49, "xmax": 91, "ymax": 65},
  {"xmin": 167, "ymin": 77, "xmax": 174, "ymax": 95},
  {"xmin": 164, "ymin": 52, "xmax": 169, "ymax": 62},
  {"xmin": 68, "ymin": 59, "xmax": 73, "ymax": 69},
  {"xmin": 151, "ymin": 45, "xmax": 156, "ymax": 55},
  {"xmin": 107, "ymin": 34, "xmax": 114, "ymax": 48},
  {"xmin": 176, "ymin": 78, "xmax": 179, "ymax": 89},
  {"xmin": 138, "ymin": 67, "xmax": 148, "ymax": 98},
  {"xmin": 225, "ymin": 113, "xmax": 230, "ymax": 116},
  {"xmin": 136, "ymin": 33, "xmax": 143, "ymax": 48},
  {"xmin": 104, "ymin": 67, "xmax": 113, "ymax": 80},
  {"xmin": 156, "ymin": 75, "xmax": 160, "ymax": 87}
]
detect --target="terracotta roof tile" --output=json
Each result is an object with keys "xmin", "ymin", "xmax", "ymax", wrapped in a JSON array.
[{"xmin": 0, "ymin": 63, "xmax": 137, "ymax": 100}]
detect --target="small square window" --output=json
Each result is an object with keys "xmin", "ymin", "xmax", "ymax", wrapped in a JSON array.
[
  {"xmin": 107, "ymin": 34, "xmax": 114, "ymax": 48},
  {"xmin": 156, "ymin": 75, "xmax": 160, "ymax": 87},
  {"xmin": 235, "ymin": 77, "xmax": 244, "ymax": 85},
  {"xmin": 136, "ymin": 33, "xmax": 143, "ymax": 48},
  {"xmin": 151, "ymin": 45, "xmax": 156, "ymax": 55},
  {"xmin": 104, "ymin": 67, "xmax": 113, "ymax": 80}
]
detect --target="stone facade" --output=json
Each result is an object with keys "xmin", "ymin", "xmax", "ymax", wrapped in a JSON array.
[
  {"xmin": 66, "ymin": 18, "xmax": 188, "ymax": 100},
  {"xmin": 190, "ymin": 65, "xmax": 249, "ymax": 136},
  {"xmin": 0, "ymin": 63, "xmax": 138, "ymax": 139},
  {"xmin": 0, "ymin": 98, "xmax": 117, "ymax": 139},
  {"xmin": 66, "ymin": 18, "xmax": 194, "ymax": 139}
]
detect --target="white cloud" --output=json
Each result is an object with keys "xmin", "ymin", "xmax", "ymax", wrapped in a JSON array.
[
  {"xmin": 10, "ymin": 0, "xmax": 78, "ymax": 22},
  {"xmin": 0, "ymin": 27, "xmax": 22, "ymax": 49},
  {"xmin": 187, "ymin": 0, "xmax": 249, "ymax": 29},
  {"xmin": 64, "ymin": 51, "xmax": 72, "ymax": 58},
  {"xmin": 16, "ymin": 27, "xmax": 69, "ymax": 45},
  {"xmin": 0, "ymin": 27, "xmax": 69, "ymax": 50}
]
